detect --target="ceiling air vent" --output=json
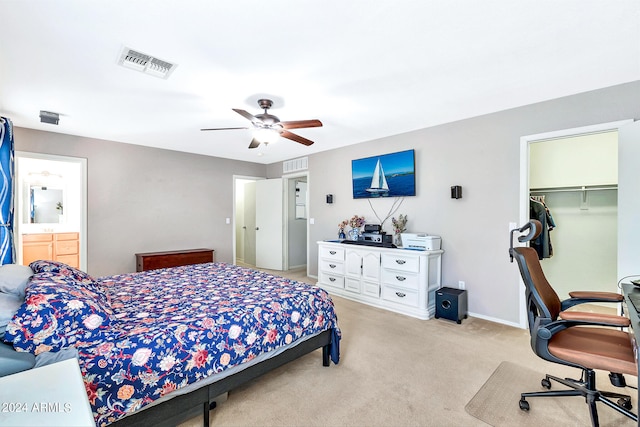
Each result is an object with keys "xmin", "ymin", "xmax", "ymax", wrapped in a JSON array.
[
  {"xmin": 283, "ymin": 157, "xmax": 308, "ymax": 174},
  {"xmin": 117, "ymin": 47, "xmax": 177, "ymax": 79}
]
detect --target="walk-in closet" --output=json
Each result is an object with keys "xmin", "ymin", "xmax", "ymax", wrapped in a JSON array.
[{"xmin": 529, "ymin": 131, "xmax": 618, "ymax": 301}]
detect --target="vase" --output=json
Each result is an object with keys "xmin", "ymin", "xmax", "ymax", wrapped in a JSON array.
[
  {"xmin": 338, "ymin": 230, "xmax": 346, "ymax": 239},
  {"xmin": 394, "ymin": 233, "xmax": 402, "ymax": 247},
  {"xmin": 348, "ymin": 228, "xmax": 360, "ymax": 241}
]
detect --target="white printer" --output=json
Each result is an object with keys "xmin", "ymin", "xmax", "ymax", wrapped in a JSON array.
[{"xmin": 400, "ymin": 233, "xmax": 441, "ymax": 250}]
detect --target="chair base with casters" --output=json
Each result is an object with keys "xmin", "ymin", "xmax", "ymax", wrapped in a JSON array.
[{"xmin": 519, "ymin": 368, "xmax": 636, "ymax": 426}]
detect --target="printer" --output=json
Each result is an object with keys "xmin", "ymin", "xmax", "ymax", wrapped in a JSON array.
[{"xmin": 400, "ymin": 233, "xmax": 441, "ymax": 250}]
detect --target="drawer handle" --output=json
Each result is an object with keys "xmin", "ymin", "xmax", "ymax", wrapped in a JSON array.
[
  {"xmin": 395, "ymin": 259, "xmax": 406, "ymax": 265},
  {"xmin": 395, "ymin": 292, "xmax": 406, "ymax": 298},
  {"xmin": 395, "ymin": 276, "xmax": 406, "ymax": 281},
  {"xmin": 329, "ymin": 277, "xmax": 336, "ymax": 282},
  {"xmin": 329, "ymin": 264, "xmax": 336, "ymax": 269},
  {"xmin": 329, "ymin": 250, "xmax": 336, "ymax": 255}
]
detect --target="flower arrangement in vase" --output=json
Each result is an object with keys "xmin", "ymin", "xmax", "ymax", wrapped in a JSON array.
[
  {"xmin": 338, "ymin": 219, "xmax": 348, "ymax": 239},
  {"xmin": 391, "ymin": 214, "xmax": 407, "ymax": 246},
  {"xmin": 348, "ymin": 215, "xmax": 365, "ymax": 240}
]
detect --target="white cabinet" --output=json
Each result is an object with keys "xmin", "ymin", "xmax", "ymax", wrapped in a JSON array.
[{"xmin": 317, "ymin": 241, "xmax": 443, "ymax": 320}]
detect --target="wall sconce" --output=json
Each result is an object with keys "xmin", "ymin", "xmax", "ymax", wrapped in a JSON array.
[{"xmin": 451, "ymin": 185, "xmax": 462, "ymax": 199}]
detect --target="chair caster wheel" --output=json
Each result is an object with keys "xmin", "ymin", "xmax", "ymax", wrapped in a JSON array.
[
  {"xmin": 519, "ymin": 398, "xmax": 530, "ymax": 411},
  {"xmin": 618, "ymin": 397, "xmax": 632, "ymax": 410},
  {"xmin": 541, "ymin": 378, "xmax": 551, "ymax": 389}
]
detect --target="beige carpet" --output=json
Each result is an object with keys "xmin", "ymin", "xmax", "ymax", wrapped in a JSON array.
[{"xmin": 465, "ymin": 361, "xmax": 637, "ymax": 427}]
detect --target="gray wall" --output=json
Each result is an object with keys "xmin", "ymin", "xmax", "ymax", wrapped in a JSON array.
[
  {"xmin": 294, "ymin": 81, "xmax": 639, "ymax": 325},
  {"xmin": 14, "ymin": 128, "xmax": 266, "ymax": 277}
]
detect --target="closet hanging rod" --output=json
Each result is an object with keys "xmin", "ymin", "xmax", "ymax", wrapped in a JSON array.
[{"xmin": 530, "ymin": 184, "xmax": 618, "ymax": 194}]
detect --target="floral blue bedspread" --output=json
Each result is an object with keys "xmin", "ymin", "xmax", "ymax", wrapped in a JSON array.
[{"xmin": 6, "ymin": 262, "xmax": 340, "ymax": 427}]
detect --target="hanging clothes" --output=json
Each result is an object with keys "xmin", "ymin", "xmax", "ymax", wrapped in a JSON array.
[{"xmin": 529, "ymin": 197, "xmax": 556, "ymax": 260}]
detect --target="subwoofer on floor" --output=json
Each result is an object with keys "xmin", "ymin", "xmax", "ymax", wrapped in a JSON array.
[{"xmin": 435, "ymin": 287, "xmax": 468, "ymax": 324}]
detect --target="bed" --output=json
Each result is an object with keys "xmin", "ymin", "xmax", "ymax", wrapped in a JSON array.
[{"xmin": 2, "ymin": 261, "xmax": 341, "ymax": 427}]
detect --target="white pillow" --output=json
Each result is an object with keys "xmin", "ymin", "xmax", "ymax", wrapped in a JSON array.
[
  {"xmin": 0, "ymin": 292, "xmax": 23, "ymax": 327},
  {"xmin": 0, "ymin": 264, "xmax": 34, "ymax": 299}
]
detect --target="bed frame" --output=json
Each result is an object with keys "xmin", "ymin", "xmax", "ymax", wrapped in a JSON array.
[{"xmin": 111, "ymin": 329, "xmax": 333, "ymax": 427}]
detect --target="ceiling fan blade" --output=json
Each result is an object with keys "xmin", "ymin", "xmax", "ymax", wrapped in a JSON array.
[
  {"xmin": 200, "ymin": 126, "xmax": 249, "ymax": 131},
  {"xmin": 281, "ymin": 130, "xmax": 314, "ymax": 146},
  {"xmin": 232, "ymin": 108, "xmax": 259, "ymax": 122},
  {"xmin": 280, "ymin": 119, "xmax": 323, "ymax": 130},
  {"xmin": 248, "ymin": 138, "xmax": 261, "ymax": 149}
]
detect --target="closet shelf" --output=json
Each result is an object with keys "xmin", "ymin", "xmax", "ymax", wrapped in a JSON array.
[{"xmin": 530, "ymin": 184, "xmax": 617, "ymax": 194}]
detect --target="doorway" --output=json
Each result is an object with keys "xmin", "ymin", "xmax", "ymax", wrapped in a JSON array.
[
  {"xmin": 518, "ymin": 120, "xmax": 632, "ymax": 327},
  {"xmin": 233, "ymin": 173, "xmax": 309, "ymax": 273},
  {"xmin": 14, "ymin": 152, "xmax": 87, "ymax": 271}
]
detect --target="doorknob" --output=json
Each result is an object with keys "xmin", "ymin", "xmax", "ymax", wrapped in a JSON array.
[
  {"xmin": 242, "ymin": 226, "xmax": 246, "ymax": 229},
  {"xmin": 255, "ymin": 227, "xmax": 259, "ymax": 230}
]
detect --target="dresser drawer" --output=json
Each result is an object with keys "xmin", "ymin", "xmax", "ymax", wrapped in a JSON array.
[
  {"xmin": 319, "ymin": 271, "xmax": 344, "ymax": 289},
  {"xmin": 319, "ymin": 246, "xmax": 345, "ymax": 261},
  {"xmin": 320, "ymin": 259, "xmax": 344, "ymax": 275},
  {"xmin": 56, "ymin": 239, "xmax": 79, "ymax": 255},
  {"xmin": 345, "ymin": 277, "xmax": 361, "ymax": 294},
  {"xmin": 56, "ymin": 232, "xmax": 79, "ymax": 241},
  {"xmin": 381, "ymin": 269, "xmax": 420, "ymax": 290},
  {"xmin": 362, "ymin": 281, "xmax": 380, "ymax": 298},
  {"xmin": 382, "ymin": 253, "xmax": 420, "ymax": 273},
  {"xmin": 382, "ymin": 285, "xmax": 419, "ymax": 307}
]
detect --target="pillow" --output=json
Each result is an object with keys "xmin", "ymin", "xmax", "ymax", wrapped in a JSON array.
[
  {"xmin": 29, "ymin": 260, "xmax": 109, "ymax": 307},
  {"xmin": 0, "ymin": 264, "xmax": 34, "ymax": 299},
  {"xmin": 0, "ymin": 292, "xmax": 23, "ymax": 328},
  {"xmin": 4, "ymin": 275, "xmax": 112, "ymax": 355},
  {"xmin": 29, "ymin": 260, "xmax": 95, "ymax": 285}
]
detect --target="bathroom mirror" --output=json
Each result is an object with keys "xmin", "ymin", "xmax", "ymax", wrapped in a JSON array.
[{"xmin": 26, "ymin": 186, "xmax": 64, "ymax": 224}]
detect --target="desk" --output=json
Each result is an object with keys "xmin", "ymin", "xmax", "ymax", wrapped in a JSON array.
[
  {"xmin": 0, "ymin": 358, "xmax": 95, "ymax": 426},
  {"xmin": 621, "ymin": 283, "xmax": 640, "ymax": 426}
]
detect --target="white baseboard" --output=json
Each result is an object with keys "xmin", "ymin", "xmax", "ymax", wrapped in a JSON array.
[{"xmin": 468, "ymin": 311, "xmax": 525, "ymax": 329}]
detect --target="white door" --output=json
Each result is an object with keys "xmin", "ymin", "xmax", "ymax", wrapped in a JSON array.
[
  {"xmin": 618, "ymin": 120, "xmax": 640, "ymax": 279},
  {"xmin": 243, "ymin": 181, "xmax": 257, "ymax": 266},
  {"xmin": 255, "ymin": 178, "xmax": 283, "ymax": 270}
]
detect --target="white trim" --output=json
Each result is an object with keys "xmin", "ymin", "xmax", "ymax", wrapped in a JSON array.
[
  {"xmin": 282, "ymin": 171, "xmax": 310, "ymax": 276},
  {"xmin": 468, "ymin": 312, "xmax": 523, "ymax": 329},
  {"xmin": 14, "ymin": 151, "xmax": 88, "ymax": 271},
  {"xmin": 518, "ymin": 119, "xmax": 633, "ymax": 328}
]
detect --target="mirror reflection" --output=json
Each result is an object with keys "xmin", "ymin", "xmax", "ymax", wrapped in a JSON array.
[{"xmin": 27, "ymin": 186, "xmax": 64, "ymax": 224}]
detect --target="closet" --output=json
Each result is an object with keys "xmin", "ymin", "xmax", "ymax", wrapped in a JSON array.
[{"xmin": 529, "ymin": 131, "xmax": 618, "ymax": 301}]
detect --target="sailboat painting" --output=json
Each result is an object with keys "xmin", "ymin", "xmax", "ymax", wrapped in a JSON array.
[{"xmin": 352, "ymin": 149, "xmax": 415, "ymax": 199}]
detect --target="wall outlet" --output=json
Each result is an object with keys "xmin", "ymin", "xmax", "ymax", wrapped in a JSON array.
[{"xmin": 458, "ymin": 280, "xmax": 465, "ymax": 290}]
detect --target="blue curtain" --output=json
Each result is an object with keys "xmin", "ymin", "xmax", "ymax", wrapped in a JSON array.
[{"xmin": 0, "ymin": 117, "xmax": 15, "ymax": 265}]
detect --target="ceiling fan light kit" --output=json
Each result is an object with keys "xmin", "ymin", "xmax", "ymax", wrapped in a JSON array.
[{"xmin": 201, "ymin": 98, "xmax": 322, "ymax": 149}]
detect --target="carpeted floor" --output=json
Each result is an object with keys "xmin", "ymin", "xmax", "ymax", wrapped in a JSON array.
[
  {"xmin": 176, "ymin": 267, "xmax": 636, "ymax": 427},
  {"xmin": 465, "ymin": 361, "xmax": 637, "ymax": 427}
]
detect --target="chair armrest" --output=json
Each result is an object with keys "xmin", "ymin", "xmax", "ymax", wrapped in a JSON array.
[
  {"xmin": 568, "ymin": 291, "xmax": 623, "ymax": 302},
  {"xmin": 561, "ymin": 291, "xmax": 623, "ymax": 311},
  {"xmin": 558, "ymin": 310, "xmax": 630, "ymax": 327}
]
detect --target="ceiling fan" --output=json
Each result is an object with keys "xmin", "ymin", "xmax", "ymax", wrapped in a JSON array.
[{"xmin": 201, "ymin": 99, "xmax": 322, "ymax": 149}]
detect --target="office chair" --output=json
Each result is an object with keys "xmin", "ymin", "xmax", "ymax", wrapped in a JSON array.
[{"xmin": 509, "ymin": 220, "xmax": 638, "ymax": 426}]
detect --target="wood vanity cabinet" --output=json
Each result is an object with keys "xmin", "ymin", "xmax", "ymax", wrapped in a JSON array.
[{"xmin": 22, "ymin": 232, "xmax": 80, "ymax": 268}]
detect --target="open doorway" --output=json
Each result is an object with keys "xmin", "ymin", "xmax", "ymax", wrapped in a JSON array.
[
  {"xmin": 518, "ymin": 120, "xmax": 632, "ymax": 326},
  {"xmin": 14, "ymin": 152, "xmax": 87, "ymax": 271}
]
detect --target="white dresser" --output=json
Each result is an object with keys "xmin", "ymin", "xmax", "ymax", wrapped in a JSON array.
[{"xmin": 317, "ymin": 241, "xmax": 443, "ymax": 320}]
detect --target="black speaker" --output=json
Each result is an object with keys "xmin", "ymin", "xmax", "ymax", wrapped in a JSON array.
[
  {"xmin": 451, "ymin": 185, "xmax": 462, "ymax": 199},
  {"xmin": 435, "ymin": 287, "xmax": 468, "ymax": 324}
]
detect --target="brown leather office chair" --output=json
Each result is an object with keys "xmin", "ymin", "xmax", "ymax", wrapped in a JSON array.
[{"xmin": 509, "ymin": 220, "xmax": 637, "ymax": 426}]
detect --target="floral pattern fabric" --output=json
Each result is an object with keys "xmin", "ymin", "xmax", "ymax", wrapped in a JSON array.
[{"xmin": 44, "ymin": 262, "xmax": 339, "ymax": 426}]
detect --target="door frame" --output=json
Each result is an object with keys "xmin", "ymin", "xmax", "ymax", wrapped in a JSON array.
[
  {"xmin": 14, "ymin": 151, "xmax": 88, "ymax": 271},
  {"xmin": 232, "ymin": 174, "xmax": 264, "ymax": 266},
  {"xmin": 282, "ymin": 171, "xmax": 309, "ymax": 274},
  {"xmin": 518, "ymin": 119, "xmax": 632, "ymax": 328}
]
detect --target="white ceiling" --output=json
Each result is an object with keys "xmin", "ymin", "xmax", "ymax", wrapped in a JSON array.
[{"xmin": 1, "ymin": 1, "xmax": 639, "ymax": 164}]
